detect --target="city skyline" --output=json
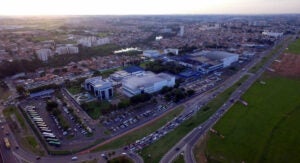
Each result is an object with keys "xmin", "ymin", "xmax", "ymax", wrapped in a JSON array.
[{"xmin": 0, "ymin": 0, "xmax": 300, "ymax": 16}]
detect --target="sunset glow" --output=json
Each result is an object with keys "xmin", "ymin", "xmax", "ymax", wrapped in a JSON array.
[{"xmin": 0, "ymin": 0, "xmax": 300, "ymax": 15}]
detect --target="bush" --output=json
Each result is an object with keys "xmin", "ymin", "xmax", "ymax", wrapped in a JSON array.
[
  {"xmin": 130, "ymin": 93, "xmax": 152, "ymax": 104},
  {"xmin": 187, "ymin": 89, "xmax": 195, "ymax": 96},
  {"xmin": 159, "ymin": 86, "xmax": 173, "ymax": 94},
  {"xmin": 118, "ymin": 99, "xmax": 131, "ymax": 109},
  {"xmin": 46, "ymin": 101, "xmax": 58, "ymax": 111}
]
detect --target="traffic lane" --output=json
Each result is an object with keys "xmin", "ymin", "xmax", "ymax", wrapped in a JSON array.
[{"xmin": 0, "ymin": 125, "xmax": 18, "ymax": 163}]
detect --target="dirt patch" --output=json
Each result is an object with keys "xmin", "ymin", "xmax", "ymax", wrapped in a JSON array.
[
  {"xmin": 193, "ymin": 134, "xmax": 208, "ymax": 163},
  {"xmin": 271, "ymin": 53, "xmax": 300, "ymax": 78}
]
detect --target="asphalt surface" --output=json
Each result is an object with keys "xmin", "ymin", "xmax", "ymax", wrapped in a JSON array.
[{"xmin": 160, "ymin": 35, "xmax": 296, "ymax": 163}]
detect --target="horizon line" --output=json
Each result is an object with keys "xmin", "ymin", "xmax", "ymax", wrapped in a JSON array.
[{"xmin": 1, "ymin": 13, "xmax": 300, "ymax": 17}]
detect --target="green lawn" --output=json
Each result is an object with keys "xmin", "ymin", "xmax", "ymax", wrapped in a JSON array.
[
  {"xmin": 139, "ymin": 75, "xmax": 249, "ymax": 163},
  {"xmin": 172, "ymin": 154, "xmax": 185, "ymax": 163},
  {"xmin": 67, "ymin": 85, "xmax": 83, "ymax": 95},
  {"xmin": 81, "ymin": 101, "xmax": 111, "ymax": 120},
  {"xmin": 21, "ymin": 136, "xmax": 45, "ymax": 156},
  {"xmin": 108, "ymin": 156, "xmax": 134, "ymax": 163},
  {"xmin": 98, "ymin": 67, "xmax": 122, "ymax": 78},
  {"xmin": 0, "ymin": 87, "xmax": 11, "ymax": 100},
  {"xmin": 3, "ymin": 107, "xmax": 45, "ymax": 156},
  {"xmin": 80, "ymin": 159, "xmax": 98, "ymax": 163},
  {"xmin": 91, "ymin": 106, "xmax": 184, "ymax": 152},
  {"xmin": 204, "ymin": 76, "xmax": 300, "ymax": 163},
  {"xmin": 286, "ymin": 39, "xmax": 300, "ymax": 54},
  {"xmin": 3, "ymin": 106, "xmax": 27, "ymax": 132}
]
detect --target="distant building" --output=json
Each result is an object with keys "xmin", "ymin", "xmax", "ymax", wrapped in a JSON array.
[
  {"xmin": 122, "ymin": 72, "xmax": 175, "ymax": 97},
  {"xmin": 179, "ymin": 26, "xmax": 184, "ymax": 37},
  {"xmin": 110, "ymin": 70, "xmax": 131, "ymax": 81},
  {"xmin": 155, "ymin": 36, "xmax": 163, "ymax": 41},
  {"xmin": 77, "ymin": 36, "xmax": 110, "ymax": 47},
  {"xmin": 200, "ymin": 51, "xmax": 239, "ymax": 68},
  {"xmin": 262, "ymin": 31, "xmax": 283, "ymax": 38},
  {"xmin": 123, "ymin": 66, "xmax": 144, "ymax": 75},
  {"xmin": 143, "ymin": 50, "xmax": 161, "ymax": 58},
  {"xmin": 84, "ymin": 77, "xmax": 113, "ymax": 100},
  {"xmin": 55, "ymin": 44, "xmax": 79, "ymax": 55},
  {"xmin": 30, "ymin": 89, "xmax": 55, "ymax": 99},
  {"xmin": 171, "ymin": 50, "xmax": 239, "ymax": 74},
  {"xmin": 164, "ymin": 48, "xmax": 179, "ymax": 55},
  {"xmin": 36, "ymin": 49, "xmax": 53, "ymax": 61}
]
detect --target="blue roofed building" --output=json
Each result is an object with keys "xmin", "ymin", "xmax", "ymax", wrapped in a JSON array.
[
  {"xmin": 29, "ymin": 89, "xmax": 55, "ymax": 99},
  {"xmin": 123, "ymin": 66, "xmax": 144, "ymax": 75}
]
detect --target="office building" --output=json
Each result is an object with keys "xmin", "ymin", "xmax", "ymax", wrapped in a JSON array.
[
  {"xmin": 84, "ymin": 77, "xmax": 113, "ymax": 100},
  {"xmin": 122, "ymin": 72, "xmax": 175, "ymax": 97}
]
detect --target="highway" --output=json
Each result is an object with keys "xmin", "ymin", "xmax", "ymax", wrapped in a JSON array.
[{"xmin": 160, "ymin": 35, "xmax": 295, "ymax": 163}]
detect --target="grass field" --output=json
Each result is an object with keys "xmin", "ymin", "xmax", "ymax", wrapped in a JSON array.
[
  {"xmin": 91, "ymin": 106, "xmax": 184, "ymax": 152},
  {"xmin": 3, "ymin": 107, "xmax": 45, "ymax": 156},
  {"xmin": 67, "ymin": 85, "xmax": 83, "ymax": 95},
  {"xmin": 108, "ymin": 156, "xmax": 134, "ymax": 163},
  {"xmin": 204, "ymin": 76, "xmax": 300, "ymax": 163},
  {"xmin": 172, "ymin": 155, "xmax": 185, "ymax": 163},
  {"xmin": 286, "ymin": 39, "xmax": 300, "ymax": 54},
  {"xmin": 80, "ymin": 159, "xmax": 98, "ymax": 163},
  {"xmin": 20, "ymin": 136, "xmax": 44, "ymax": 156},
  {"xmin": 3, "ymin": 106, "xmax": 27, "ymax": 132},
  {"xmin": 139, "ymin": 75, "xmax": 249, "ymax": 163},
  {"xmin": 0, "ymin": 87, "xmax": 11, "ymax": 100},
  {"xmin": 81, "ymin": 101, "xmax": 111, "ymax": 120}
]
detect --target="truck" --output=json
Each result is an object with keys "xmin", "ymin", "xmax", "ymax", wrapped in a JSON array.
[{"xmin": 3, "ymin": 137, "xmax": 10, "ymax": 149}]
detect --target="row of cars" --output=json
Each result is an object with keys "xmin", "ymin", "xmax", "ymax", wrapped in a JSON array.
[
  {"xmin": 106, "ymin": 105, "xmax": 169, "ymax": 133},
  {"xmin": 26, "ymin": 106, "xmax": 61, "ymax": 147},
  {"xmin": 183, "ymin": 74, "xmax": 222, "ymax": 93},
  {"xmin": 126, "ymin": 107, "xmax": 198, "ymax": 152},
  {"xmin": 62, "ymin": 106, "xmax": 92, "ymax": 136}
]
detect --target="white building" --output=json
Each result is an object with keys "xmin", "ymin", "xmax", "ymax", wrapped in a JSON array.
[
  {"xmin": 262, "ymin": 31, "xmax": 283, "ymax": 38},
  {"xmin": 179, "ymin": 26, "xmax": 184, "ymax": 37},
  {"xmin": 143, "ymin": 50, "xmax": 161, "ymax": 58},
  {"xmin": 199, "ymin": 51, "xmax": 239, "ymax": 67},
  {"xmin": 36, "ymin": 49, "xmax": 53, "ymax": 61},
  {"xmin": 55, "ymin": 44, "xmax": 79, "ymax": 55},
  {"xmin": 84, "ymin": 77, "xmax": 113, "ymax": 100},
  {"xmin": 77, "ymin": 36, "xmax": 110, "ymax": 47},
  {"xmin": 110, "ymin": 70, "xmax": 131, "ymax": 81},
  {"xmin": 122, "ymin": 72, "xmax": 175, "ymax": 97}
]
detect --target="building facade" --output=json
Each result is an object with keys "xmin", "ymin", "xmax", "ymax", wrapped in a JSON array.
[
  {"xmin": 84, "ymin": 77, "xmax": 113, "ymax": 100},
  {"xmin": 122, "ymin": 72, "xmax": 175, "ymax": 97}
]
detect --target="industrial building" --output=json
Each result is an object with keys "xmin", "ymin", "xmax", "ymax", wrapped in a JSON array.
[
  {"xmin": 170, "ymin": 50, "xmax": 239, "ymax": 74},
  {"xmin": 123, "ymin": 66, "xmax": 145, "ymax": 75},
  {"xmin": 84, "ymin": 77, "xmax": 113, "ymax": 100},
  {"xmin": 110, "ymin": 70, "xmax": 131, "ymax": 82},
  {"xmin": 199, "ymin": 51, "xmax": 239, "ymax": 68},
  {"xmin": 143, "ymin": 50, "xmax": 161, "ymax": 58},
  {"xmin": 122, "ymin": 72, "xmax": 175, "ymax": 97}
]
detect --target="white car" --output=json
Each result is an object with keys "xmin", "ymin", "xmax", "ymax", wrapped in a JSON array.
[{"xmin": 71, "ymin": 156, "xmax": 78, "ymax": 161}]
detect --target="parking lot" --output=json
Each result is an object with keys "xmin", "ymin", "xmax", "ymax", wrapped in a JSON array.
[
  {"xmin": 101, "ymin": 102, "xmax": 174, "ymax": 135},
  {"xmin": 182, "ymin": 73, "xmax": 223, "ymax": 93},
  {"xmin": 19, "ymin": 95, "xmax": 96, "ymax": 150}
]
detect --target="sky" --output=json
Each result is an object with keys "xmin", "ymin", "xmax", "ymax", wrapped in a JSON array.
[{"xmin": 0, "ymin": 0, "xmax": 300, "ymax": 15}]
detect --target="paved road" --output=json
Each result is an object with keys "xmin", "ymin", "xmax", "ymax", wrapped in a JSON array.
[
  {"xmin": 161, "ymin": 35, "xmax": 295, "ymax": 163},
  {"xmin": 0, "ymin": 108, "xmax": 19, "ymax": 163}
]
